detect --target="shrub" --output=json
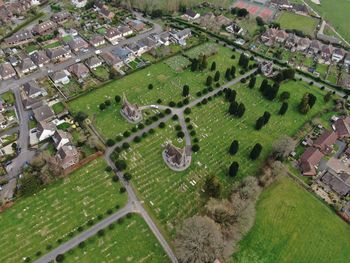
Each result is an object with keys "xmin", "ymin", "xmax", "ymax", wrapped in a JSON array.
[
  {"xmin": 190, "ymin": 130, "xmax": 196, "ymax": 136},
  {"xmin": 169, "ymin": 101, "xmax": 176, "ymax": 107},
  {"xmin": 123, "ymin": 131, "xmax": 131, "ymax": 137},
  {"xmin": 78, "ymin": 242, "xmax": 85, "ymax": 249},
  {"xmin": 185, "ymin": 117, "xmax": 191, "ymax": 123},
  {"xmin": 122, "ymin": 142, "xmax": 130, "ymax": 149},
  {"xmin": 159, "ymin": 122, "xmax": 166, "ymax": 128},
  {"xmin": 123, "ymin": 173, "xmax": 132, "ymax": 181},
  {"xmin": 148, "ymin": 83, "xmax": 153, "ymax": 90},
  {"xmin": 106, "ymin": 209, "xmax": 113, "ymax": 215},
  {"xmin": 115, "ymin": 95, "xmax": 121, "ymax": 103},
  {"xmin": 177, "ymin": 131, "xmax": 185, "ymax": 138},
  {"xmin": 184, "ymin": 107, "xmax": 191, "ymax": 114},
  {"xmin": 172, "ymin": 115, "xmax": 179, "ymax": 120},
  {"xmin": 77, "ymin": 226, "xmax": 84, "ymax": 232},
  {"xmin": 97, "ymin": 229, "xmax": 105, "ymax": 237},
  {"xmin": 106, "ymin": 139, "xmax": 115, "ymax": 147},
  {"xmin": 105, "ymin": 166, "xmax": 112, "ymax": 172},
  {"xmin": 120, "ymin": 187, "xmax": 126, "ymax": 193},
  {"xmin": 56, "ymin": 254, "xmax": 65, "ymax": 262},
  {"xmin": 116, "ymin": 135, "xmax": 123, "ymax": 142},
  {"xmin": 192, "ymin": 144, "xmax": 200, "ymax": 152},
  {"xmin": 112, "ymin": 175, "xmax": 119, "ymax": 182},
  {"xmin": 165, "ymin": 108, "xmax": 171, "ymax": 114},
  {"xmin": 133, "ymin": 136, "xmax": 141, "ymax": 143}
]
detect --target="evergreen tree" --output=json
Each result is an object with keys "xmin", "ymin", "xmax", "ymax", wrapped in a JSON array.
[
  {"xmin": 211, "ymin": 61, "xmax": 216, "ymax": 71},
  {"xmin": 225, "ymin": 68, "xmax": 231, "ymax": 80},
  {"xmin": 214, "ymin": 71, "xmax": 220, "ymax": 82},
  {"xmin": 236, "ymin": 103, "xmax": 245, "ymax": 118},
  {"xmin": 229, "ymin": 101, "xmax": 238, "ymax": 115},
  {"xmin": 191, "ymin": 59, "xmax": 198, "ymax": 72},
  {"xmin": 249, "ymin": 143, "xmax": 262, "ymax": 160},
  {"xmin": 238, "ymin": 53, "xmax": 249, "ymax": 68},
  {"xmin": 230, "ymin": 66, "xmax": 236, "ymax": 78},
  {"xmin": 248, "ymin": 77, "xmax": 256, "ymax": 89},
  {"xmin": 279, "ymin": 91, "xmax": 290, "ymax": 101},
  {"xmin": 308, "ymin": 93, "xmax": 317, "ymax": 108},
  {"xmin": 229, "ymin": 140, "xmax": 239, "ymax": 155},
  {"xmin": 260, "ymin": 79, "xmax": 268, "ymax": 92},
  {"xmin": 279, "ymin": 102, "xmax": 288, "ymax": 115},
  {"xmin": 202, "ymin": 55, "xmax": 208, "ymax": 70},
  {"xmin": 228, "ymin": 90, "xmax": 236, "ymax": 102},
  {"xmin": 262, "ymin": 111, "xmax": 271, "ymax": 124},
  {"xmin": 206, "ymin": 76, "xmax": 213, "ymax": 86},
  {"xmin": 229, "ymin": 161, "xmax": 239, "ymax": 177},
  {"xmin": 299, "ymin": 93, "xmax": 310, "ymax": 114},
  {"xmin": 182, "ymin": 85, "xmax": 190, "ymax": 97},
  {"xmin": 324, "ymin": 91, "xmax": 332, "ymax": 102},
  {"xmin": 255, "ymin": 116, "xmax": 265, "ymax": 130}
]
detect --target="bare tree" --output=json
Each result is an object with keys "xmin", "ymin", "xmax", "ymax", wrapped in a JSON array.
[
  {"xmin": 175, "ymin": 216, "xmax": 225, "ymax": 263},
  {"xmin": 272, "ymin": 136, "xmax": 296, "ymax": 159}
]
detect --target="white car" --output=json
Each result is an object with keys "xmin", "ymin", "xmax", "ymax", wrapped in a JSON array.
[
  {"xmin": 150, "ymin": 105, "xmax": 159, "ymax": 109},
  {"xmin": 95, "ymin": 50, "xmax": 101, "ymax": 54},
  {"xmin": 75, "ymin": 58, "xmax": 81, "ymax": 63}
]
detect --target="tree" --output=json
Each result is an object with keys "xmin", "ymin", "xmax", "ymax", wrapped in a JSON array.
[
  {"xmin": 182, "ymin": 85, "xmax": 189, "ymax": 97},
  {"xmin": 248, "ymin": 77, "xmax": 256, "ymax": 89},
  {"xmin": 255, "ymin": 116, "xmax": 265, "ymax": 130},
  {"xmin": 324, "ymin": 91, "xmax": 332, "ymax": 102},
  {"xmin": 106, "ymin": 139, "xmax": 115, "ymax": 147},
  {"xmin": 192, "ymin": 144, "xmax": 200, "ymax": 152},
  {"xmin": 229, "ymin": 140, "xmax": 239, "ymax": 155},
  {"xmin": 279, "ymin": 91, "xmax": 290, "ymax": 101},
  {"xmin": 262, "ymin": 111, "xmax": 271, "ymax": 125},
  {"xmin": 299, "ymin": 93, "xmax": 311, "ymax": 114},
  {"xmin": 256, "ymin": 16, "xmax": 264, "ymax": 26},
  {"xmin": 115, "ymin": 160, "xmax": 127, "ymax": 171},
  {"xmin": 249, "ymin": 143, "xmax": 262, "ymax": 160},
  {"xmin": 229, "ymin": 161, "xmax": 239, "ymax": 177},
  {"xmin": 308, "ymin": 93, "xmax": 317, "ymax": 108},
  {"xmin": 282, "ymin": 68, "xmax": 295, "ymax": 80},
  {"xmin": 214, "ymin": 71, "xmax": 220, "ymax": 82},
  {"xmin": 115, "ymin": 95, "xmax": 121, "ymax": 103},
  {"xmin": 238, "ymin": 53, "xmax": 249, "ymax": 68},
  {"xmin": 259, "ymin": 79, "xmax": 268, "ymax": 92},
  {"xmin": 272, "ymin": 136, "xmax": 295, "ymax": 160},
  {"xmin": 123, "ymin": 173, "xmax": 132, "ymax": 181},
  {"xmin": 191, "ymin": 59, "xmax": 199, "ymax": 72},
  {"xmin": 236, "ymin": 103, "xmax": 245, "ymax": 118},
  {"xmin": 225, "ymin": 68, "xmax": 231, "ymax": 80},
  {"xmin": 230, "ymin": 65, "xmax": 236, "ymax": 78},
  {"xmin": 175, "ymin": 216, "xmax": 225, "ymax": 263},
  {"xmin": 206, "ymin": 76, "xmax": 213, "ymax": 86},
  {"xmin": 204, "ymin": 175, "xmax": 222, "ymax": 198},
  {"xmin": 105, "ymin": 99, "xmax": 111, "ymax": 106},
  {"xmin": 237, "ymin": 8, "xmax": 249, "ymax": 17},
  {"xmin": 211, "ymin": 61, "xmax": 216, "ymax": 71},
  {"xmin": 148, "ymin": 84, "xmax": 153, "ymax": 90},
  {"xmin": 99, "ymin": 103, "xmax": 106, "ymax": 110},
  {"xmin": 279, "ymin": 102, "xmax": 288, "ymax": 115},
  {"xmin": 74, "ymin": 111, "xmax": 88, "ymax": 123},
  {"xmin": 201, "ymin": 55, "xmax": 208, "ymax": 70},
  {"xmin": 228, "ymin": 101, "xmax": 238, "ymax": 115}
]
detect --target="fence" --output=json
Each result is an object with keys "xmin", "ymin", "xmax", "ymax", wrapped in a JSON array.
[{"xmin": 63, "ymin": 151, "xmax": 104, "ymax": 176}]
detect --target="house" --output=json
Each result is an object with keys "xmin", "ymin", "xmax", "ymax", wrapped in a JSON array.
[
  {"xmin": 69, "ymin": 63, "xmax": 90, "ymax": 79},
  {"xmin": 85, "ymin": 56, "xmax": 102, "ymax": 70},
  {"xmin": 275, "ymin": 30, "xmax": 288, "ymax": 43},
  {"xmin": 30, "ymin": 51, "xmax": 50, "ymax": 67},
  {"xmin": 100, "ymin": 51, "xmax": 123, "ymax": 68},
  {"xmin": 71, "ymin": 0, "xmax": 87, "ymax": 8},
  {"xmin": 55, "ymin": 144, "xmax": 79, "ymax": 169},
  {"xmin": 313, "ymin": 130, "xmax": 338, "ymax": 154},
  {"xmin": 226, "ymin": 23, "xmax": 243, "ymax": 35},
  {"xmin": 127, "ymin": 43, "xmax": 146, "ymax": 57},
  {"xmin": 128, "ymin": 19, "xmax": 146, "ymax": 31},
  {"xmin": 0, "ymin": 112, "xmax": 6, "ymax": 127},
  {"xmin": 320, "ymin": 171, "xmax": 350, "ymax": 197},
  {"xmin": 292, "ymin": 3, "xmax": 309, "ymax": 15},
  {"xmin": 36, "ymin": 121, "xmax": 56, "ymax": 141},
  {"xmin": 309, "ymin": 40, "xmax": 322, "ymax": 54},
  {"xmin": 285, "ymin": 34, "xmax": 299, "ymax": 51},
  {"xmin": 332, "ymin": 48, "xmax": 345, "ymax": 63},
  {"xmin": 270, "ymin": 0, "xmax": 292, "ymax": 9},
  {"xmin": 321, "ymin": 45, "xmax": 333, "ymax": 61},
  {"xmin": 89, "ymin": 34, "xmax": 105, "ymax": 47},
  {"xmin": 49, "ymin": 70, "xmax": 70, "ymax": 85},
  {"xmin": 163, "ymin": 143, "xmax": 190, "ymax": 169},
  {"xmin": 67, "ymin": 37, "xmax": 89, "ymax": 52},
  {"xmin": 0, "ymin": 62, "xmax": 16, "ymax": 80},
  {"xmin": 137, "ymin": 37, "xmax": 157, "ymax": 51},
  {"xmin": 216, "ymin": 15, "xmax": 232, "ymax": 27},
  {"xmin": 156, "ymin": 32, "xmax": 171, "ymax": 46},
  {"xmin": 120, "ymin": 95, "xmax": 142, "ymax": 123},
  {"xmin": 104, "ymin": 28, "xmax": 122, "ymax": 45},
  {"xmin": 296, "ymin": 37, "xmax": 311, "ymax": 52},
  {"xmin": 182, "ymin": 9, "xmax": 200, "ymax": 20},
  {"xmin": 51, "ymin": 11, "xmax": 70, "ymax": 24},
  {"xmin": 300, "ymin": 147, "xmax": 324, "ymax": 176},
  {"xmin": 99, "ymin": 6, "xmax": 114, "ymax": 20},
  {"xmin": 5, "ymin": 30, "xmax": 33, "ymax": 47},
  {"xmin": 118, "ymin": 25, "xmax": 133, "ymax": 37},
  {"xmin": 261, "ymin": 28, "xmax": 277, "ymax": 46},
  {"xmin": 344, "ymin": 53, "xmax": 350, "ymax": 67},
  {"xmin": 33, "ymin": 104, "xmax": 55, "ymax": 122},
  {"xmin": 52, "ymin": 130, "xmax": 72, "ymax": 149},
  {"xmin": 46, "ymin": 46, "xmax": 72, "ymax": 61},
  {"xmin": 112, "ymin": 47, "xmax": 134, "ymax": 63},
  {"xmin": 23, "ymin": 80, "xmax": 46, "ymax": 99},
  {"xmin": 19, "ymin": 57, "xmax": 37, "ymax": 74},
  {"xmin": 334, "ymin": 116, "xmax": 350, "ymax": 138},
  {"xmin": 170, "ymin": 29, "xmax": 192, "ymax": 46},
  {"xmin": 8, "ymin": 56, "xmax": 18, "ymax": 67},
  {"xmin": 32, "ymin": 20, "xmax": 57, "ymax": 36}
]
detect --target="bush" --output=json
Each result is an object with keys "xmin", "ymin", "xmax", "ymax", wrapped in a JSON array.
[
  {"xmin": 115, "ymin": 160, "xmax": 127, "ymax": 170},
  {"xmin": 77, "ymin": 226, "xmax": 84, "ymax": 232},
  {"xmin": 148, "ymin": 83, "xmax": 153, "ymax": 90},
  {"xmin": 169, "ymin": 101, "xmax": 176, "ymax": 107},
  {"xmin": 35, "ymin": 251, "xmax": 42, "ymax": 257},
  {"xmin": 120, "ymin": 187, "xmax": 126, "ymax": 193},
  {"xmin": 105, "ymin": 166, "xmax": 112, "ymax": 172},
  {"xmin": 116, "ymin": 135, "xmax": 123, "ymax": 142},
  {"xmin": 106, "ymin": 209, "xmax": 113, "ymax": 215},
  {"xmin": 97, "ymin": 214, "xmax": 103, "ymax": 220},
  {"xmin": 56, "ymin": 254, "xmax": 65, "ymax": 262},
  {"xmin": 112, "ymin": 175, "xmax": 119, "ymax": 182},
  {"xmin": 123, "ymin": 131, "xmax": 131, "ymax": 137},
  {"xmin": 105, "ymin": 99, "xmax": 111, "ymax": 106},
  {"xmin": 87, "ymin": 219, "xmax": 94, "ymax": 226},
  {"xmin": 115, "ymin": 95, "xmax": 121, "ymax": 103},
  {"xmin": 190, "ymin": 130, "xmax": 196, "ymax": 136},
  {"xmin": 122, "ymin": 142, "xmax": 130, "ymax": 149},
  {"xmin": 108, "ymin": 223, "xmax": 115, "ymax": 230},
  {"xmin": 126, "ymin": 213, "xmax": 133, "ymax": 219},
  {"xmin": 123, "ymin": 173, "xmax": 132, "ymax": 181},
  {"xmin": 192, "ymin": 144, "xmax": 200, "ymax": 152},
  {"xmin": 78, "ymin": 242, "xmax": 85, "ymax": 248},
  {"xmin": 177, "ymin": 131, "xmax": 185, "ymax": 138},
  {"xmin": 172, "ymin": 115, "xmax": 179, "ymax": 120},
  {"xmin": 184, "ymin": 107, "xmax": 191, "ymax": 114},
  {"xmin": 185, "ymin": 117, "xmax": 191, "ymax": 123},
  {"xmin": 138, "ymin": 123, "xmax": 145, "ymax": 129},
  {"xmin": 165, "ymin": 108, "xmax": 171, "ymax": 114},
  {"xmin": 133, "ymin": 136, "xmax": 141, "ymax": 143},
  {"xmin": 117, "ymin": 218, "xmax": 124, "ymax": 224},
  {"xmin": 193, "ymin": 138, "xmax": 199, "ymax": 143},
  {"xmin": 131, "ymin": 127, "xmax": 138, "ymax": 132},
  {"xmin": 159, "ymin": 122, "xmax": 165, "ymax": 128},
  {"xmin": 106, "ymin": 139, "xmax": 115, "ymax": 147},
  {"xmin": 149, "ymin": 128, "xmax": 155, "ymax": 134},
  {"xmin": 97, "ymin": 229, "xmax": 105, "ymax": 237}
]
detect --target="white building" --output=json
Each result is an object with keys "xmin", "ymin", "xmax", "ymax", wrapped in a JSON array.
[{"xmin": 71, "ymin": 0, "xmax": 87, "ymax": 8}]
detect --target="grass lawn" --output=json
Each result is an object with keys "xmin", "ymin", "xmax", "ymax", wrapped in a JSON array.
[
  {"xmin": 52, "ymin": 102, "xmax": 65, "ymax": 114},
  {"xmin": 306, "ymin": 0, "xmax": 350, "ymax": 44},
  {"xmin": 0, "ymin": 158, "xmax": 127, "ymax": 263},
  {"xmin": 64, "ymin": 214, "xmax": 170, "ymax": 263},
  {"xmin": 91, "ymin": 66, "xmax": 110, "ymax": 81},
  {"xmin": 118, "ymin": 77, "xmax": 333, "ymax": 237},
  {"xmin": 68, "ymin": 43, "xmax": 247, "ymax": 139},
  {"xmin": 1, "ymin": 91, "xmax": 15, "ymax": 106},
  {"xmin": 276, "ymin": 11, "xmax": 319, "ymax": 36},
  {"xmin": 234, "ymin": 176, "xmax": 350, "ymax": 263},
  {"xmin": 43, "ymin": 41, "xmax": 62, "ymax": 49}
]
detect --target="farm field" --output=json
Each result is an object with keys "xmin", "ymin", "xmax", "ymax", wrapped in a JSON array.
[
  {"xmin": 306, "ymin": 0, "xmax": 350, "ymax": 44},
  {"xmin": 119, "ymin": 77, "xmax": 333, "ymax": 237},
  {"xmin": 65, "ymin": 214, "xmax": 170, "ymax": 263},
  {"xmin": 68, "ymin": 42, "xmax": 246, "ymax": 139},
  {"xmin": 0, "ymin": 158, "xmax": 127, "ymax": 263},
  {"xmin": 234, "ymin": 176, "xmax": 350, "ymax": 263},
  {"xmin": 276, "ymin": 11, "xmax": 319, "ymax": 36}
]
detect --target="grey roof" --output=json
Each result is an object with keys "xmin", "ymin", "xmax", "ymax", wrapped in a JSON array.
[
  {"xmin": 51, "ymin": 11, "xmax": 70, "ymax": 22},
  {"xmin": 86, "ymin": 56, "xmax": 102, "ymax": 68},
  {"xmin": 173, "ymin": 28, "xmax": 191, "ymax": 39},
  {"xmin": 67, "ymin": 37, "xmax": 89, "ymax": 50},
  {"xmin": 46, "ymin": 46, "xmax": 71, "ymax": 59},
  {"xmin": 33, "ymin": 104, "xmax": 55, "ymax": 122},
  {"xmin": 321, "ymin": 171, "xmax": 350, "ymax": 196},
  {"xmin": 0, "ymin": 62, "xmax": 16, "ymax": 78},
  {"xmin": 23, "ymin": 80, "xmax": 42, "ymax": 96},
  {"xmin": 49, "ymin": 70, "xmax": 68, "ymax": 82},
  {"xmin": 37, "ymin": 121, "xmax": 56, "ymax": 138},
  {"xmin": 137, "ymin": 37, "xmax": 156, "ymax": 48},
  {"xmin": 19, "ymin": 57, "xmax": 36, "ymax": 71},
  {"xmin": 112, "ymin": 47, "xmax": 132, "ymax": 60},
  {"xmin": 5, "ymin": 30, "xmax": 33, "ymax": 45},
  {"xmin": 31, "ymin": 51, "xmax": 50, "ymax": 65}
]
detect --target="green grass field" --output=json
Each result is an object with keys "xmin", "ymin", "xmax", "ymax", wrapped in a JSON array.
[
  {"xmin": 234, "ymin": 176, "xmax": 350, "ymax": 263},
  {"xmin": 68, "ymin": 43, "xmax": 246, "ymax": 139},
  {"xmin": 306, "ymin": 0, "xmax": 350, "ymax": 44},
  {"xmin": 65, "ymin": 214, "xmax": 170, "ymax": 263},
  {"xmin": 119, "ymin": 77, "xmax": 333, "ymax": 237},
  {"xmin": 276, "ymin": 11, "xmax": 319, "ymax": 36},
  {"xmin": 0, "ymin": 158, "xmax": 127, "ymax": 263}
]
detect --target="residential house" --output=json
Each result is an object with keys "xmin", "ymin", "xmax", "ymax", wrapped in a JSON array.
[
  {"xmin": 127, "ymin": 43, "xmax": 146, "ymax": 57},
  {"xmin": 156, "ymin": 32, "xmax": 171, "ymax": 46},
  {"xmin": 127, "ymin": 19, "xmax": 146, "ymax": 31},
  {"xmin": 85, "ymin": 56, "xmax": 102, "ymax": 70},
  {"xmin": 309, "ymin": 40, "xmax": 322, "ymax": 54},
  {"xmin": 332, "ymin": 48, "xmax": 345, "ymax": 63},
  {"xmin": 292, "ymin": 3, "xmax": 309, "ymax": 15},
  {"xmin": 182, "ymin": 9, "xmax": 200, "ymax": 20},
  {"xmin": 104, "ymin": 28, "xmax": 122, "ymax": 45},
  {"xmin": 100, "ymin": 51, "xmax": 123, "ymax": 68},
  {"xmin": 33, "ymin": 104, "xmax": 55, "ymax": 122},
  {"xmin": 55, "ymin": 144, "xmax": 79, "ymax": 169},
  {"xmin": 5, "ymin": 30, "xmax": 33, "ymax": 47},
  {"xmin": 112, "ymin": 47, "xmax": 134, "ymax": 63},
  {"xmin": 32, "ymin": 20, "xmax": 57, "ymax": 36},
  {"xmin": 334, "ymin": 116, "xmax": 350, "ymax": 138},
  {"xmin": 19, "ymin": 57, "xmax": 37, "ymax": 74},
  {"xmin": 344, "ymin": 53, "xmax": 350, "ymax": 67},
  {"xmin": 52, "ymin": 130, "xmax": 72, "ymax": 149},
  {"xmin": 137, "ymin": 37, "xmax": 157, "ymax": 51},
  {"xmin": 37, "ymin": 121, "xmax": 56, "ymax": 141},
  {"xmin": 321, "ymin": 45, "xmax": 333, "ymax": 61},
  {"xmin": 8, "ymin": 56, "xmax": 18, "ymax": 67},
  {"xmin": 300, "ymin": 147, "xmax": 324, "ymax": 176},
  {"xmin": 226, "ymin": 23, "xmax": 243, "ymax": 35},
  {"xmin": 69, "ymin": 63, "xmax": 90, "ymax": 79},
  {"xmin": 285, "ymin": 34, "xmax": 299, "ymax": 51},
  {"xmin": 30, "ymin": 50, "xmax": 50, "ymax": 67},
  {"xmin": 71, "ymin": 0, "xmax": 87, "ymax": 8},
  {"xmin": 320, "ymin": 171, "xmax": 350, "ymax": 197},
  {"xmin": 23, "ymin": 80, "xmax": 46, "ymax": 99},
  {"xmin": 51, "ymin": 11, "xmax": 70, "ymax": 24},
  {"xmin": 67, "ymin": 37, "xmax": 89, "ymax": 52},
  {"xmin": 313, "ymin": 130, "xmax": 338, "ymax": 154},
  {"xmin": 46, "ymin": 46, "xmax": 72, "ymax": 61},
  {"xmin": 49, "ymin": 70, "xmax": 70, "ymax": 85},
  {"xmin": 275, "ymin": 30, "xmax": 288, "ymax": 43},
  {"xmin": 297, "ymin": 37, "xmax": 311, "ymax": 52},
  {"xmin": 216, "ymin": 15, "xmax": 232, "ymax": 27},
  {"xmin": 118, "ymin": 25, "xmax": 133, "ymax": 37},
  {"xmin": 0, "ymin": 62, "xmax": 16, "ymax": 80},
  {"xmin": 261, "ymin": 28, "xmax": 277, "ymax": 46},
  {"xmin": 170, "ymin": 29, "xmax": 192, "ymax": 46},
  {"xmin": 99, "ymin": 6, "xmax": 114, "ymax": 20},
  {"xmin": 89, "ymin": 34, "xmax": 105, "ymax": 47}
]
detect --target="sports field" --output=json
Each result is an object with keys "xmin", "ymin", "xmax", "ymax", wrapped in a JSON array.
[
  {"xmin": 234, "ymin": 176, "xmax": 350, "ymax": 263},
  {"xmin": 65, "ymin": 214, "xmax": 170, "ymax": 263},
  {"xmin": 276, "ymin": 11, "xmax": 319, "ymax": 36},
  {"xmin": 68, "ymin": 43, "xmax": 246, "ymax": 140},
  {"xmin": 0, "ymin": 158, "xmax": 127, "ymax": 263},
  {"xmin": 120, "ymin": 77, "xmax": 333, "ymax": 237},
  {"xmin": 306, "ymin": 0, "xmax": 350, "ymax": 44}
]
